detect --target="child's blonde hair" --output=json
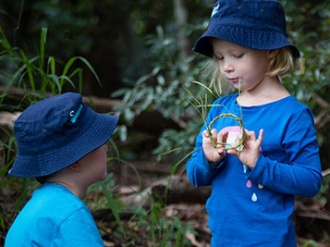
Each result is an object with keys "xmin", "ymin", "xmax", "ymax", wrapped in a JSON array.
[{"xmin": 204, "ymin": 47, "xmax": 298, "ymax": 95}]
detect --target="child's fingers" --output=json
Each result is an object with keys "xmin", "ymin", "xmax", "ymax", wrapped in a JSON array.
[
  {"xmin": 227, "ymin": 148, "xmax": 238, "ymax": 156},
  {"xmin": 257, "ymin": 129, "xmax": 264, "ymax": 146},
  {"xmin": 211, "ymin": 129, "xmax": 217, "ymax": 136},
  {"xmin": 244, "ymin": 129, "xmax": 256, "ymax": 141},
  {"xmin": 202, "ymin": 130, "xmax": 209, "ymax": 138},
  {"xmin": 203, "ymin": 129, "xmax": 217, "ymax": 138},
  {"xmin": 216, "ymin": 131, "xmax": 227, "ymax": 148},
  {"xmin": 243, "ymin": 129, "xmax": 264, "ymax": 151}
]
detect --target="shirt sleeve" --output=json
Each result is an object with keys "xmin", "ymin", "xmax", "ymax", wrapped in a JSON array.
[
  {"xmin": 247, "ymin": 107, "xmax": 322, "ymax": 197},
  {"xmin": 56, "ymin": 207, "xmax": 104, "ymax": 247},
  {"xmin": 186, "ymin": 99, "xmax": 225, "ymax": 187},
  {"xmin": 186, "ymin": 147, "xmax": 225, "ymax": 187}
]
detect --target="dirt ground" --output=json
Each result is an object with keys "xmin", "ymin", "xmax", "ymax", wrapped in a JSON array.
[
  {"xmin": 1, "ymin": 160, "xmax": 330, "ymax": 246},
  {"xmin": 97, "ymin": 160, "xmax": 330, "ymax": 247}
]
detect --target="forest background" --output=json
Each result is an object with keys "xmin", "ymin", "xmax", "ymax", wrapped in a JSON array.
[{"xmin": 0, "ymin": 0, "xmax": 329, "ymax": 246}]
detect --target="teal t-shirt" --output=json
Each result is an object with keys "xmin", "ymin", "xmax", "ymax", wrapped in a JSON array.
[{"xmin": 5, "ymin": 183, "xmax": 104, "ymax": 247}]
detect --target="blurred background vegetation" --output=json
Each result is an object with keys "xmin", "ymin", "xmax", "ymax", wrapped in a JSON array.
[{"xmin": 0, "ymin": 0, "xmax": 329, "ymax": 245}]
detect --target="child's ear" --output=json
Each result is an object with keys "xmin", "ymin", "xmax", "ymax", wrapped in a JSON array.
[
  {"xmin": 69, "ymin": 162, "xmax": 82, "ymax": 171},
  {"xmin": 268, "ymin": 49, "xmax": 279, "ymax": 59}
]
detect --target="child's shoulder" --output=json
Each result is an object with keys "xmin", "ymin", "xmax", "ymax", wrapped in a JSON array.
[{"xmin": 273, "ymin": 95, "xmax": 311, "ymax": 112}]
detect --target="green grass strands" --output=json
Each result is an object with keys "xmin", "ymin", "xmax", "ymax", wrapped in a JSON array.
[
  {"xmin": 39, "ymin": 28, "xmax": 47, "ymax": 70},
  {"xmin": 101, "ymin": 182, "xmax": 127, "ymax": 240}
]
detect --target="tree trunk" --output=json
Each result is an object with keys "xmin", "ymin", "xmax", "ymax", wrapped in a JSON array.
[{"xmin": 173, "ymin": 0, "xmax": 190, "ymax": 60}]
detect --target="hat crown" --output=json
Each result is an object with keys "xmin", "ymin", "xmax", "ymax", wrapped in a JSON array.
[
  {"xmin": 14, "ymin": 93, "xmax": 83, "ymax": 155},
  {"xmin": 192, "ymin": 0, "xmax": 300, "ymax": 58},
  {"xmin": 211, "ymin": 0, "xmax": 287, "ymax": 37}
]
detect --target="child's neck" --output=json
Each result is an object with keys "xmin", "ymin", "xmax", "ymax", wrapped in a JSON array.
[
  {"xmin": 237, "ymin": 79, "xmax": 290, "ymax": 106},
  {"xmin": 48, "ymin": 179, "xmax": 86, "ymax": 199}
]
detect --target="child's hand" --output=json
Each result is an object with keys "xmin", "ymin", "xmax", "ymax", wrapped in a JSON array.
[
  {"xmin": 227, "ymin": 129, "xmax": 264, "ymax": 169},
  {"xmin": 202, "ymin": 129, "xmax": 227, "ymax": 165}
]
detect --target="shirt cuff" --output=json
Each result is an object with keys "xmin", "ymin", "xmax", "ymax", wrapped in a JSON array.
[{"xmin": 208, "ymin": 157, "xmax": 226, "ymax": 168}]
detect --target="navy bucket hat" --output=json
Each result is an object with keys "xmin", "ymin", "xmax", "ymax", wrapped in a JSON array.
[
  {"xmin": 9, "ymin": 92, "xmax": 118, "ymax": 178},
  {"xmin": 193, "ymin": 0, "xmax": 300, "ymax": 59}
]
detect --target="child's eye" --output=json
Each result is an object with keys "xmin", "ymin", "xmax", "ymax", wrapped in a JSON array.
[
  {"xmin": 233, "ymin": 54, "xmax": 244, "ymax": 58},
  {"xmin": 213, "ymin": 55, "xmax": 224, "ymax": 60}
]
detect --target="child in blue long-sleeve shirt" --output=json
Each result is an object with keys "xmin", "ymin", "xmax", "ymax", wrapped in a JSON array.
[{"xmin": 186, "ymin": 1, "xmax": 322, "ymax": 246}]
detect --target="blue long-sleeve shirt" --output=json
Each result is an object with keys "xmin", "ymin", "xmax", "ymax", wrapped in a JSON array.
[{"xmin": 186, "ymin": 94, "xmax": 322, "ymax": 247}]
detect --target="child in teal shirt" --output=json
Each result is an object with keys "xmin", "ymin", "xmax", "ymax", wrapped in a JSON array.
[{"xmin": 5, "ymin": 92, "xmax": 118, "ymax": 246}]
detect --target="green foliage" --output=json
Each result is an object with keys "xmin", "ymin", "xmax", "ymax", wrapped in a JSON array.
[
  {"xmin": 302, "ymin": 239, "xmax": 321, "ymax": 247},
  {"xmin": 115, "ymin": 202, "xmax": 195, "ymax": 247},
  {"xmin": 0, "ymin": 23, "xmax": 197, "ymax": 245},
  {"xmin": 1, "ymin": 0, "xmax": 330, "ymax": 245},
  {"xmin": 101, "ymin": 177, "xmax": 128, "ymax": 240},
  {"xmin": 18, "ymin": 0, "xmax": 97, "ymax": 58},
  {"xmin": 0, "ymin": 26, "xmax": 100, "ymax": 98},
  {"xmin": 113, "ymin": 0, "xmax": 330, "ymax": 167},
  {"xmin": 0, "ymin": 25, "xmax": 110, "ymax": 243},
  {"xmin": 86, "ymin": 175, "xmax": 196, "ymax": 246},
  {"xmin": 112, "ymin": 24, "xmax": 216, "ymax": 162},
  {"xmin": 112, "ymin": 26, "xmax": 204, "ymax": 123},
  {"xmin": 146, "ymin": 202, "xmax": 194, "ymax": 247}
]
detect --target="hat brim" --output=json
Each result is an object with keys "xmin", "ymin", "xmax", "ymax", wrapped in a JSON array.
[
  {"xmin": 193, "ymin": 26, "xmax": 300, "ymax": 59},
  {"xmin": 9, "ymin": 107, "xmax": 118, "ymax": 178}
]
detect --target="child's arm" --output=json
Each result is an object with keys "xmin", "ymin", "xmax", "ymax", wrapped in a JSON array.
[
  {"xmin": 238, "ymin": 110, "xmax": 322, "ymax": 197},
  {"xmin": 186, "ymin": 128, "xmax": 226, "ymax": 188}
]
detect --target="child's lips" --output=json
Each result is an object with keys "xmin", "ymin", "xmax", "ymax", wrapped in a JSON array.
[{"xmin": 228, "ymin": 77, "xmax": 239, "ymax": 83}]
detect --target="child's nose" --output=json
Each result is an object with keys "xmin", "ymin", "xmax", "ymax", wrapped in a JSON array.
[{"xmin": 223, "ymin": 61, "xmax": 234, "ymax": 72}]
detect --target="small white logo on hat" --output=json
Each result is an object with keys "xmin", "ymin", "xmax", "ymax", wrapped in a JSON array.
[
  {"xmin": 70, "ymin": 104, "xmax": 83, "ymax": 123},
  {"xmin": 211, "ymin": 3, "xmax": 220, "ymax": 17}
]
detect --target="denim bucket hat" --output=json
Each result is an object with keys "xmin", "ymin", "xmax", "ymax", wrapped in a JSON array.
[
  {"xmin": 9, "ymin": 92, "xmax": 118, "ymax": 178},
  {"xmin": 193, "ymin": 0, "xmax": 300, "ymax": 59}
]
